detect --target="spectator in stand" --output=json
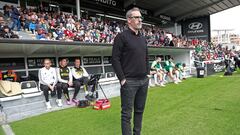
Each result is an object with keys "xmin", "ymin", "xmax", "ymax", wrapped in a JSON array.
[
  {"xmin": 0, "ymin": 25, "xmax": 19, "ymax": 39},
  {"xmin": 39, "ymin": 17, "xmax": 49, "ymax": 32},
  {"xmin": 55, "ymin": 26, "xmax": 64, "ymax": 40},
  {"xmin": 29, "ymin": 19, "xmax": 36, "ymax": 34},
  {"xmin": 30, "ymin": 12, "xmax": 38, "ymax": 21},
  {"xmin": 36, "ymin": 28, "xmax": 46, "ymax": 40},
  {"xmin": 67, "ymin": 15, "xmax": 75, "ymax": 24},
  {"xmin": 23, "ymin": 15, "xmax": 31, "ymax": 31},
  {"xmin": 66, "ymin": 20, "xmax": 76, "ymax": 31},
  {"xmin": 0, "ymin": 17, "xmax": 5, "ymax": 31},
  {"xmin": 64, "ymin": 27, "xmax": 74, "ymax": 39},
  {"xmin": 3, "ymin": 4, "xmax": 10, "ymax": 18},
  {"xmin": 164, "ymin": 36, "xmax": 170, "ymax": 46},
  {"xmin": 10, "ymin": 6, "xmax": 21, "ymax": 31}
]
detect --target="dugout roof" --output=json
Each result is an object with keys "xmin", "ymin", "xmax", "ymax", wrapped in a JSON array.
[
  {"xmin": 54, "ymin": 0, "xmax": 240, "ymax": 22},
  {"xmin": 0, "ymin": 39, "xmax": 194, "ymax": 57},
  {"xmin": 127, "ymin": 0, "xmax": 240, "ymax": 21}
]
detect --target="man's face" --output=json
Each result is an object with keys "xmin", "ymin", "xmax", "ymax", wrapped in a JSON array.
[
  {"xmin": 4, "ymin": 28, "xmax": 9, "ymax": 33},
  {"xmin": 60, "ymin": 59, "xmax": 67, "ymax": 67},
  {"xmin": 44, "ymin": 60, "xmax": 52, "ymax": 69},
  {"xmin": 157, "ymin": 58, "xmax": 161, "ymax": 63},
  {"xmin": 127, "ymin": 11, "xmax": 143, "ymax": 30},
  {"xmin": 0, "ymin": 17, "xmax": 4, "ymax": 24},
  {"xmin": 75, "ymin": 59, "xmax": 81, "ymax": 67}
]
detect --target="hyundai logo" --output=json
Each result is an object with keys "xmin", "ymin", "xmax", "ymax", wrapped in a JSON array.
[{"xmin": 188, "ymin": 22, "xmax": 203, "ymax": 30}]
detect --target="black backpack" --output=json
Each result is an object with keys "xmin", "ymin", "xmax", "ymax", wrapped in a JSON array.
[{"xmin": 77, "ymin": 100, "xmax": 90, "ymax": 108}]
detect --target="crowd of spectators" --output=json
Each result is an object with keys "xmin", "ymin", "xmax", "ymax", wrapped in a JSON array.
[
  {"xmin": 3, "ymin": 5, "xmax": 240, "ymax": 68},
  {"xmin": 0, "ymin": 5, "xmax": 206, "ymax": 48},
  {"xmin": 1, "ymin": 5, "xmax": 125, "ymax": 43},
  {"xmin": 193, "ymin": 40, "xmax": 239, "ymax": 61}
]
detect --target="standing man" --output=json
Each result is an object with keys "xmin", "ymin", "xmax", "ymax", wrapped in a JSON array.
[
  {"xmin": 56, "ymin": 58, "xmax": 73, "ymax": 105},
  {"xmin": 112, "ymin": 7, "xmax": 149, "ymax": 135},
  {"xmin": 10, "ymin": 5, "xmax": 21, "ymax": 31},
  {"xmin": 39, "ymin": 59, "xmax": 58, "ymax": 109}
]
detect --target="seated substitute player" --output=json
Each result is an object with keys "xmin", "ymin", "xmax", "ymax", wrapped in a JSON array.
[
  {"xmin": 38, "ymin": 58, "xmax": 58, "ymax": 109},
  {"xmin": 175, "ymin": 63, "xmax": 187, "ymax": 80},
  {"xmin": 151, "ymin": 56, "xmax": 166, "ymax": 87},
  {"xmin": 164, "ymin": 57, "xmax": 179, "ymax": 84},
  {"xmin": 175, "ymin": 62, "xmax": 184, "ymax": 82},
  {"xmin": 56, "ymin": 58, "xmax": 73, "ymax": 105},
  {"xmin": 71, "ymin": 58, "xmax": 89, "ymax": 104}
]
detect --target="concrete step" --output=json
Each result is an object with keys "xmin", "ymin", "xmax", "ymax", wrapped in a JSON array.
[{"xmin": 0, "ymin": 82, "xmax": 120, "ymax": 123}]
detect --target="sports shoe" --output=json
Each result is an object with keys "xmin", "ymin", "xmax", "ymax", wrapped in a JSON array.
[
  {"xmin": 174, "ymin": 81, "xmax": 178, "ymax": 84},
  {"xmin": 56, "ymin": 99, "xmax": 63, "ymax": 107},
  {"xmin": 177, "ymin": 79, "xmax": 182, "ymax": 83},
  {"xmin": 149, "ymin": 83, "xmax": 155, "ymax": 87},
  {"xmin": 72, "ymin": 98, "xmax": 79, "ymax": 104},
  {"xmin": 155, "ymin": 82, "xmax": 161, "ymax": 86},
  {"xmin": 163, "ymin": 80, "xmax": 168, "ymax": 84},
  {"xmin": 45, "ymin": 101, "xmax": 52, "ymax": 110},
  {"xmin": 160, "ymin": 82, "xmax": 166, "ymax": 87},
  {"xmin": 66, "ymin": 100, "xmax": 72, "ymax": 105},
  {"xmin": 147, "ymin": 75, "xmax": 152, "ymax": 78}
]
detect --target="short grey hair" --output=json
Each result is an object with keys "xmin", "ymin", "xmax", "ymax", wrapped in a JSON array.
[{"xmin": 126, "ymin": 7, "xmax": 141, "ymax": 19}]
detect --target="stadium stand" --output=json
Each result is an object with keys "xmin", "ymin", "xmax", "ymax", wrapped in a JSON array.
[{"xmin": 0, "ymin": 5, "xmax": 204, "ymax": 48}]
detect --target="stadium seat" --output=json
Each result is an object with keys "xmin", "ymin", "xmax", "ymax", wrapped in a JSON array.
[
  {"xmin": 21, "ymin": 81, "xmax": 40, "ymax": 94},
  {"xmin": 0, "ymin": 95, "xmax": 22, "ymax": 102},
  {"xmin": 21, "ymin": 81, "xmax": 42, "ymax": 98}
]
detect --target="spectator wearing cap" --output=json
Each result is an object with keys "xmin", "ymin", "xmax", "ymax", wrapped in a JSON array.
[{"xmin": 0, "ymin": 25, "xmax": 19, "ymax": 39}]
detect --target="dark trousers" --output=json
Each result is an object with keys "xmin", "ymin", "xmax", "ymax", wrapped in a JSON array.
[
  {"xmin": 56, "ymin": 82, "xmax": 70, "ymax": 101},
  {"xmin": 121, "ymin": 77, "xmax": 149, "ymax": 135},
  {"xmin": 11, "ymin": 18, "xmax": 21, "ymax": 31},
  {"xmin": 73, "ymin": 77, "xmax": 89, "ymax": 99},
  {"xmin": 40, "ymin": 84, "xmax": 60, "ymax": 102}
]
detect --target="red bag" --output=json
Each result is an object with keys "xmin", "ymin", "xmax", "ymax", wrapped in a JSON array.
[
  {"xmin": 0, "ymin": 70, "xmax": 2, "ymax": 80},
  {"xmin": 93, "ymin": 99, "xmax": 111, "ymax": 110}
]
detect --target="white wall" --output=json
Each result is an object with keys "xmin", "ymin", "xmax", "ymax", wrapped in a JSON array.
[
  {"xmin": 164, "ymin": 24, "xmax": 182, "ymax": 36},
  {"xmin": 171, "ymin": 51, "xmax": 192, "ymax": 67}
]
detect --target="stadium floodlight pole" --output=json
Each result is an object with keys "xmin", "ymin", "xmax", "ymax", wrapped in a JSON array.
[
  {"xmin": 174, "ymin": 22, "xmax": 178, "ymax": 35},
  {"xmin": 76, "ymin": 0, "xmax": 81, "ymax": 20}
]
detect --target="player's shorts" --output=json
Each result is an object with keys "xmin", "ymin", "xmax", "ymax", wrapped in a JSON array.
[{"xmin": 165, "ymin": 66, "xmax": 173, "ymax": 72}]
